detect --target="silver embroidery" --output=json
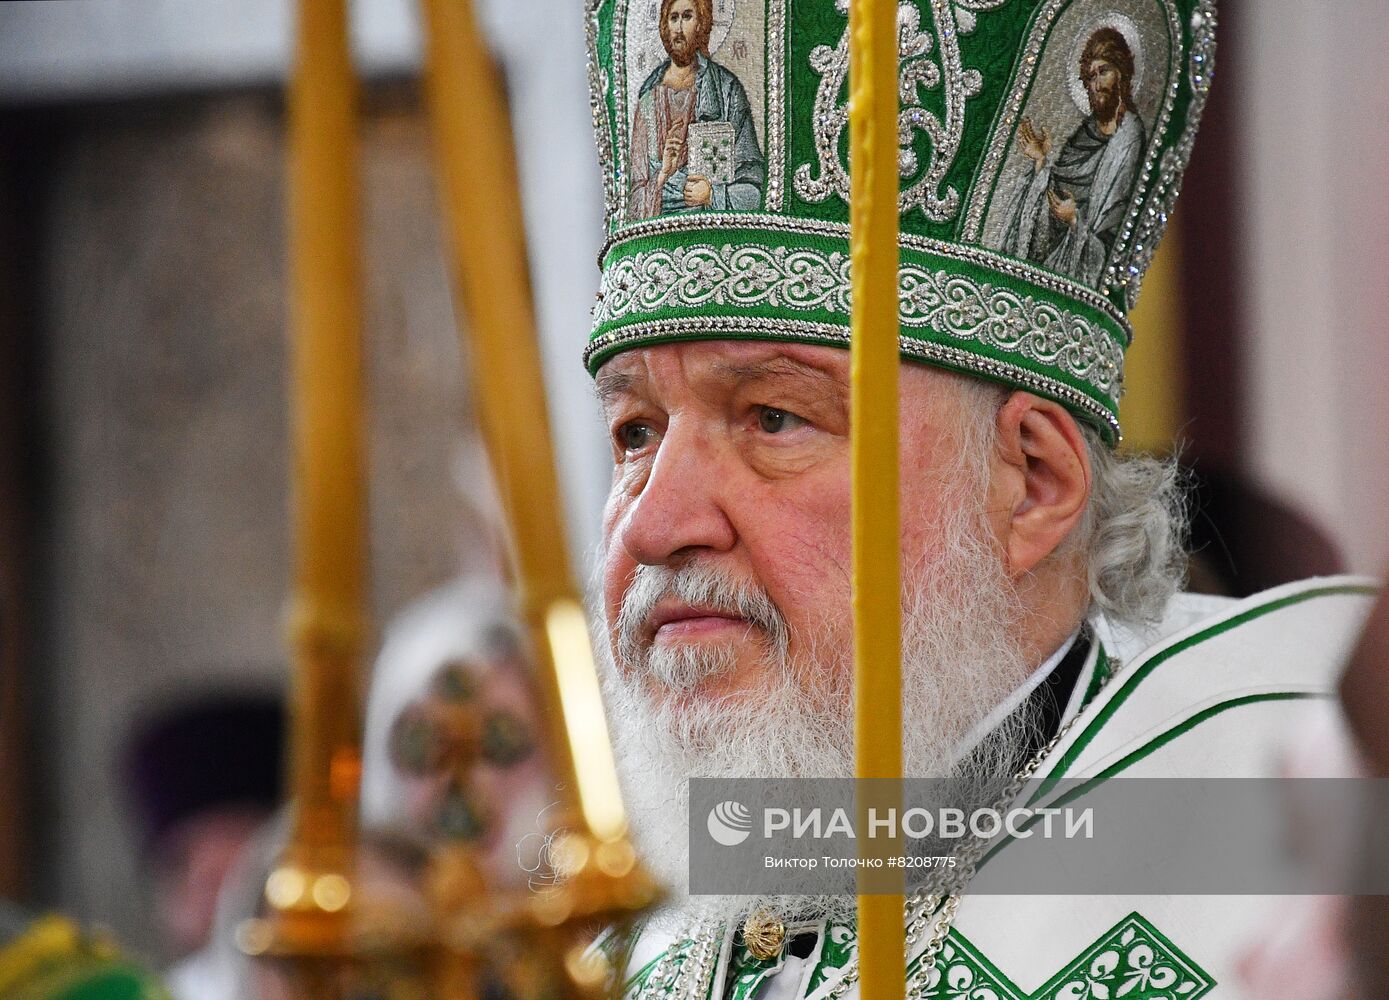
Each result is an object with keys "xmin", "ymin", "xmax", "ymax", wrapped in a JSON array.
[
  {"xmin": 594, "ymin": 244, "xmax": 851, "ymax": 321},
  {"xmin": 1102, "ymin": 0, "xmax": 1186, "ymax": 300},
  {"xmin": 592, "ymin": 243, "xmax": 1124, "ymax": 400},
  {"xmin": 596, "ymin": 211, "xmax": 1133, "ymax": 336},
  {"xmin": 793, "ymin": 0, "xmax": 1009, "ymax": 221},
  {"xmin": 585, "ymin": 0, "xmax": 621, "ymax": 223},
  {"xmin": 899, "ymin": 267, "xmax": 1122, "ymax": 395},
  {"xmin": 766, "ymin": 0, "xmax": 789, "ymax": 211},
  {"xmin": 583, "ymin": 315, "xmax": 1122, "ymax": 438},
  {"xmin": 788, "ymin": 0, "xmax": 849, "ymax": 207}
]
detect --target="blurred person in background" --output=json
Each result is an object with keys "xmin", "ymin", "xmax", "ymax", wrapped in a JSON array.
[
  {"xmin": 0, "ymin": 614, "xmax": 168, "ymax": 997},
  {"xmin": 156, "ymin": 577, "xmax": 556, "ymax": 1000},
  {"xmin": 121, "ymin": 693, "xmax": 284, "ymax": 972},
  {"xmin": 361, "ymin": 576, "xmax": 556, "ymax": 886}
]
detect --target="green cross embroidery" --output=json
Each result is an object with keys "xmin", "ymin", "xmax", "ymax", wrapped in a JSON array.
[
  {"xmin": 624, "ymin": 913, "xmax": 1213, "ymax": 1000},
  {"xmin": 699, "ymin": 139, "xmax": 730, "ymax": 175},
  {"xmin": 909, "ymin": 913, "xmax": 1214, "ymax": 1000}
]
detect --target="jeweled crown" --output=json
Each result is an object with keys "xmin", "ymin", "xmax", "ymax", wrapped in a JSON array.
[{"xmin": 584, "ymin": 0, "xmax": 1217, "ymax": 443}]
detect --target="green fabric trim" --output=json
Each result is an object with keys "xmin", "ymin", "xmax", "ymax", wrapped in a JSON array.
[
  {"xmin": 588, "ymin": 0, "xmax": 1217, "ymax": 446},
  {"xmin": 806, "ymin": 913, "xmax": 1212, "ymax": 1000},
  {"xmin": 980, "ymin": 689, "xmax": 1326, "ymax": 869},
  {"xmin": 906, "ymin": 921, "xmax": 1019, "ymax": 996},
  {"xmin": 957, "ymin": 583, "xmax": 1377, "ymax": 872},
  {"xmin": 587, "ymin": 225, "xmax": 1127, "ymax": 439},
  {"xmin": 804, "ymin": 924, "xmax": 856, "ymax": 997},
  {"xmin": 1033, "ymin": 583, "xmax": 1378, "ymax": 799},
  {"xmin": 1079, "ymin": 646, "xmax": 1112, "ymax": 709},
  {"xmin": 1030, "ymin": 911, "xmax": 1214, "ymax": 1000},
  {"xmin": 596, "ymin": 919, "xmax": 654, "ymax": 995},
  {"xmin": 977, "ymin": 688, "xmax": 1322, "ymax": 866},
  {"xmin": 624, "ymin": 953, "xmax": 665, "ymax": 996},
  {"xmin": 623, "ymin": 934, "xmax": 709, "ymax": 1000},
  {"xmin": 585, "ymin": 320, "xmax": 1121, "ymax": 444},
  {"xmin": 594, "ymin": 225, "xmax": 1129, "ymax": 340},
  {"xmin": 726, "ymin": 951, "xmax": 783, "ymax": 1000},
  {"xmin": 1046, "ymin": 691, "xmax": 1325, "ymax": 811}
]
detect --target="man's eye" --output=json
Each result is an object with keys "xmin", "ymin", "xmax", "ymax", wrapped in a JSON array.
[
  {"xmin": 756, "ymin": 407, "xmax": 806, "ymax": 434},
  {"xmin": 617, "ymin": 422, "xmax": 656, "ymax": 452}
]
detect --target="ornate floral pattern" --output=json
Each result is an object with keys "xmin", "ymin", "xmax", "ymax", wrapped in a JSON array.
[
  {"xmin": 898, "ymin": 267, "xmax": 1122, "ymax": 395},
  {"xmin": 622, "ymin": 914, "xmax": 1213, "ymax": 1000},
  {"xmin": 592, "ymin": 243, "xmax": 1123, "ymax": 400},
  {"xmin": 912, "ymin": 940, "xmax": 1012, "ymax": 999},
  {"xmin": 793, "ymin": 0, "xmax": 1011, "ymax": 221},
  {"xmin": 586, "ymin": 0, "xmax": 1218, "ymax": 445},
  {"xmin": 595, "ymin": 244, "xmax": 850, "ymax": 321},
  {"xmin": 1040, "ymin": 915, "xmax": 1213, "ymax": 1000}
]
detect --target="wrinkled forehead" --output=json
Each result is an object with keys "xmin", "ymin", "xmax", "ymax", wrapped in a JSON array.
[{"xmin": 595, "ymin": 340, "xmax": 849, "ymax": 402}]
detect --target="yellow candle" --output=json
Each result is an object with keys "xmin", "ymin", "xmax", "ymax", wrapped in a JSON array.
[
  {"xmin": 275, "ymin": 0, "xmax": 366, "ymax": 952},
  {"xmin": 849, "ymin": 0, "xmax": 905, "ymax": 997},
  {"xmin": 419, "ymin": 0, "xmax": 629, "ymax": 844}
]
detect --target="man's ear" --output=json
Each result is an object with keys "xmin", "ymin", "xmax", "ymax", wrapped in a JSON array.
[{"xmin": 988, "ymin": 392, "xmax": 1092, "ymax": 578}]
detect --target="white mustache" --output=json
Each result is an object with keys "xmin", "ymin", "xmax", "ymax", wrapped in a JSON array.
[{"xmin": 614, "ymin": 563, "xmax": 789, "ymax": 685}]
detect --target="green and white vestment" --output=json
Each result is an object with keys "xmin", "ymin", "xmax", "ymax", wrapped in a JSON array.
[{"xmin": 608, "ymin": 577, "xmax": 1375, "ymax": 1000}]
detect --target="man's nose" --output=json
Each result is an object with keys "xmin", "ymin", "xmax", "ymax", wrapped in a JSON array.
[{"xmin": 617, "ymin": 426, "xmax": 737, "ymax": 566}]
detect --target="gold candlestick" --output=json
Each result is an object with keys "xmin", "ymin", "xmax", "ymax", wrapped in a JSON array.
[
  {"xmin": 263, "ymin": 0, "xmax": 367, "ymax": 968},
  {"xmin": 418, "ymin": 0, "xmax": 659, "ymax": 989},
  {"xmin": 250, "ymin": 1, "xmax": 658, "ymax": 994},
  {"xmin": 418, "ymin": 0, "xmax": 644, "ymax": 864}
]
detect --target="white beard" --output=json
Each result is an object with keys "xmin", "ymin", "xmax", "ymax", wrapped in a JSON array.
[{"xmin": 595, "ymin": 481, "xmax": 1040, "ymax": 930}]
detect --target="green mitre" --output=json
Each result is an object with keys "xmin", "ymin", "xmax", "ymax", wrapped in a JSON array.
[
  {"xmin": 584, "ymin": 0, "xmax": 1217, "ymax": 443},
  {"xmin": 0, "ymin": 913, "xmax": 169, "ymax": 1000}
]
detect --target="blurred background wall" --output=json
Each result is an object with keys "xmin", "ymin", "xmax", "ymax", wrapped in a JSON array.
[
  {"xmin": 0, "ymin": 0, "xmax": 1384, "ymax": 961},
  {"xmin": 30, "ymin": 91, "xmax": 484, "ymax": 950},
  {"xmin": 1240, "ymin": 1, "xmax": 1389, "ymax": 578},
  {"xmin": 0, "ymin": 0, "xmax": 609, "ymax": 957}
]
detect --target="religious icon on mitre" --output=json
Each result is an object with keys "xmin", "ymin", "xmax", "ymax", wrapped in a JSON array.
[
  {"xmin": 987, "ymin": 6, "xmax": 1169, "ymax": 290},
  {"xmin": 624, "ymin": 0, "xmax": 767, "ymax": 218}
]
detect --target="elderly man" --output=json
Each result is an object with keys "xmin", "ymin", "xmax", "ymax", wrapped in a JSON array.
[{"xmin": 583, "ymin": 0, "xmax": 1371, "ymax": 996}]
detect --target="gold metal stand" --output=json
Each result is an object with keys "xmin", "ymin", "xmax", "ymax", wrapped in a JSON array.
[{"xmin": 253, "ymin": 0, "xmax": 659, "ymax": 995}]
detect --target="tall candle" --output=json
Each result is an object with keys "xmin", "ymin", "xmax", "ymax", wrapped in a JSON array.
[
  {"xmin": 275, "ymin": 0, "xmax": 366, "ymax": 954},
  {"xmin": 419, "ymin": 0, "xmax": 629, "ymax": 844},
  {"xmin": 849, "ymin": 0, "xmax": 906, "ymax": 998}
]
